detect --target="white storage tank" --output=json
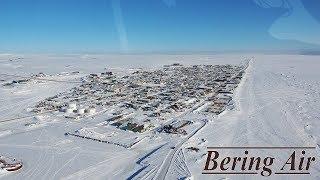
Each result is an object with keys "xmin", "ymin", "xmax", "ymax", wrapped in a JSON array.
[
  {"xmin": 77, "ymin": 108, "xmax": 85, "ymax": 114},
  {"xmin": 68, "ymin": 103, "xmax": 77, "ymax": 110},
  {"xmin": 66, "ymin": 108, "xmax": 74, "ymax": 113},
  {"xmin": 86, "ymin": 107, "xmax": 96, "ymax": 115}
]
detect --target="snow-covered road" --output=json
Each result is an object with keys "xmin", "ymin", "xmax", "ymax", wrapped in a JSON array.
[{"xmin": 185, "ymin": 56, "xmax": 320, "ymax": 180}]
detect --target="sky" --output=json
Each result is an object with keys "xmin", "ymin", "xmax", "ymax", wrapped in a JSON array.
[{"xmin": 0, "ymin": 0, "xmax": 319, "ymax": 54}]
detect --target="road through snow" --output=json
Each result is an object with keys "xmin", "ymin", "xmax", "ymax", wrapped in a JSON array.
[
  {"xmin": 185, "ymin": 57, "xmax": 320, "ymax": 180},
  {"xmin": 154, "ymin": 119, "xmax": 206, "ymax": 180}
]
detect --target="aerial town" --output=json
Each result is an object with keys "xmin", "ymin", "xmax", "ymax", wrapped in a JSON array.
[
  {"xmin": 31, "ymin": 63, "xmax": 247, "ymax": 144},
  {"xmin": 2, "ymin": 1, "xmax": 320, "ymax": 179}
]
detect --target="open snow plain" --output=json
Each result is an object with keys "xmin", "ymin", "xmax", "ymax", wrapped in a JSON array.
[{"xmin": 0, "ymin": 54, "xmax": 319, "ymax": 179}]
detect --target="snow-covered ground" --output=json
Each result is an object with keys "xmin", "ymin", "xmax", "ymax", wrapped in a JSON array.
[{"xmin": 0, "ymin": 54, "xmax": 319, "ymax": 179}]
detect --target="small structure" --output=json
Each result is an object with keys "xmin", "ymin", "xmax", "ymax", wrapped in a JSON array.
[
  {"xmin": 62, "ymin": 102, "xmax": 77, "ymax": 113},
  {"xmin": 65, "ymin": 108, "xmax": 74, "ymax": 113},
  {"xmin": 0, "ymin": 156, "xmax": 23, "ymax": 172},
  {"xmin": 161, "ymin": 124, "xmax": 187, "ymax": 135},
  {"xmin": 68, "ymin": 103, "xmax": 77, "ymax": 110},
  {"xmin": 85, "ymin": 107, "xmax": 96, "ymax": 115},
  {"xmin": 1, "ymin": 163, "xmax": 23, "ymax": 171},
  {"xmin": 186, "ymin": 147, "xmax": 200, "ymax": 152},
  {"xmin": 77, "ymin": 108, "xmax": 85, "ymax": 114}
]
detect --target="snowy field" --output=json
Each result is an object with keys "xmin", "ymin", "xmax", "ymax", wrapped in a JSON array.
[{"xmin": 0, "ymin": 54, "xmax": 320, "ymax": 180}]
